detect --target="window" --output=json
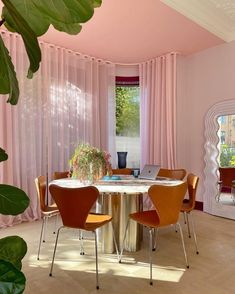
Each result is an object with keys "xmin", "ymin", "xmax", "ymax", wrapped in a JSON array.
[
  {"xmin": 220, "ymin": 130, "xmax": 225, "ymax": 144},
  {"xmin": 233, "ymin": 119, "xmax": 235, "ymax": 128},
  {"xmin": 218, "ymin": 115, "xmax": 235, "ymax": 167},
  {"xmin": 219, "ymin": 116, "xmax": 226, "ymax": 124},
  {"xmin": 115, "ymin": 77, "xmax": 140, "ymax": 168}
]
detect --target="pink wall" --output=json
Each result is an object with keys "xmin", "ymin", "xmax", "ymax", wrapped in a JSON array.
[{"xmin": 177, "ymin": 40, "xmax": 235, "ymax": 201}]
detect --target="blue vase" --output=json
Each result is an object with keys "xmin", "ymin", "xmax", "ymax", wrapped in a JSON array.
[{"xmin": 117, "ymin": 152, "xmax": 127, "ymax": 169}]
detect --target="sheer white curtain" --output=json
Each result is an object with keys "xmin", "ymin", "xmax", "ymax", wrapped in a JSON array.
[
  {"xmin": 139, "ymin": 53, "xmax": 177, "ymax": 169},
  {"xmin": 0, "ymin": 31, "xmax": 116, "ymax": 227}
]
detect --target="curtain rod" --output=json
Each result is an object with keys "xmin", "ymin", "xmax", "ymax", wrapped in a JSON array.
[{"xmin": 1, "ymin": 29, "xmax": 180, "ymax": 66}]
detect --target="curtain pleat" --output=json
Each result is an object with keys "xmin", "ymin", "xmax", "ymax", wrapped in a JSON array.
[
  {"xmin": 140, "ymin": 53, "xmax": 177, "ymax": 169},
  {"xmin": 0, "ymin": 31, "xmax": 116, "ymax": 227}
]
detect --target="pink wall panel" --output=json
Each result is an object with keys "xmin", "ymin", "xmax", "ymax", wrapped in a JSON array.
[{"xmin": 177, "ymin": 41, "xmax": 235, "ymax": 201}]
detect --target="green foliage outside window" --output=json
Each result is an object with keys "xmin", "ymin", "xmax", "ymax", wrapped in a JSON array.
[
  {"xmin": 219, "ymin": 144, "xmax": 235, "ymax": 167},
  {"xmin": 116, "ymin": 86, "xmax": 139, "ymax": 136}
]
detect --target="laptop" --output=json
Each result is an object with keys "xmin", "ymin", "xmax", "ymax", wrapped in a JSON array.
[{"xmin": 138, "ymin": 164, "xmax": 160, "ymax": 180}]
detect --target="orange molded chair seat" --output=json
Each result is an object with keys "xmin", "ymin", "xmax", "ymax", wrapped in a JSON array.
[
  {"xmin": 42, "ymin": 203, "xmax": 58, "ymax": 213},
  {"xmin": 85, "ymin": 213, "xmax": 112, "ymax": 231},
  {"xmin": 130, "ymin": 210, "xmax": 160, "ymax": 227}
]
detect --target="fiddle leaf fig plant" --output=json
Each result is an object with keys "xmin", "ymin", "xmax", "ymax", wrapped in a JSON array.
[
  {"xmin": 0, "ymin": 150, "xmax": 29, "ymax": 294},
  {"xmin": 0, "ymin": 0, "xmax": 102, "ymax": 292},
  {"xmin": 0, "ymin": 259, "xmax": 26, "ymax": 293},
  {"xmin": 0, "ymin": 148, "xmax": 8, "ymax": 161}
]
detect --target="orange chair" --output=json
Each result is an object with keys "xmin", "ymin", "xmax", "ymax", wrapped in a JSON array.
[
  {"xmin": 119, "ymin": 182, "xmax": 188, "ymax": 285},
  {"xmin": 158, "ymin": 168, "xmax": 186, "ymax": 180},
  {"xmin": 53, "ymin": 171, "xmax": 69, "ymax": 180},
  {"xmin": 53, "ymin": 170, "xmax": 85, "ymax": 254},
  {"xmin": 35, "ymin": 176, "xmax": 59, "ymax": 260},
  {"xmin": 112, "ymin": 168, "xmax": 132, "ymax": 175},
  {"xmin": 49, "ymin": 184, "xmax": 118, "ymax": 290},
  {"xmin": 181, "ymin": 173, "xmax": 199, "ymax": 254},
  {"xmin": 217, "ymin": 167, "xmax": 235, "ymax": 203}
]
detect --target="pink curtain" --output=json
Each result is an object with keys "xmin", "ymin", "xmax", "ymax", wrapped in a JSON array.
[
  {"xmin": 139, "ymin": 53, "xmax": 177, "ymax": 169},
  {"xmin": 0, "ymin": 31, "xmax": 116, "ymax": 227}
]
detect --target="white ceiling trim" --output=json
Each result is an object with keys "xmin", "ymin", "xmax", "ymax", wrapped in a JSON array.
[{"xmin": 161, "ymin": 0, "xmax": 235, "ymax": 42}]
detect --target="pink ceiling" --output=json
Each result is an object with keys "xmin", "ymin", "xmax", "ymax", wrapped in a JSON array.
[{"xmin": 7, "ymin": 0, "xmax": 225, "ymax": 63}]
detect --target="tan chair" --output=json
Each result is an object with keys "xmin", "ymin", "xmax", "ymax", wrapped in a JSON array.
[
  {"xmin": 49, "ymin": 184, "xmax": 119, "ymax": 290},
  {"xmin": 181, "ymin": 173, "xmax": 199, "ymax": 254},
  {"xmin": 112, "ymin": 168, "xmax": 132, "ymax": 175},
  {"xmin": 53, "ymin": 171, "xmax": 69, "ymax": 180},
  {"xmin": 158, "ymin": 168, "xmax": 186, "ymax": 180},
  {"xmin": 35, "ymin": 176, "xmax": 59, "ymax": 260},
  {"xmin": 119, "ymin": 182, "xmax": 188, "ymax": 285}
]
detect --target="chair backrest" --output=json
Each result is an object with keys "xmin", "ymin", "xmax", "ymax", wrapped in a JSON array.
[
  {"xmin": 187, "ymin": 173, "xmax": 199, "ymax": 210},
  {"xmin": 112, "ymin": 168, "xmax": 132, "ymax": 175},
  {"xmin": 158, "ymin": 168, "xmax": 186, "ymax": 180},
  {"xmin": 219, "ymin": 167, "xmax": 235, "ymax": 189},
  {"xmin": 49, "ymin": 184, "xmax": 99, "ymax": 229},
  {"xmin": 53, "ymin": 171, "xmax": 69, "ymax": 180},
  {"xmin": 148, "ymin": 182, "xmax": 187, "ymax": 226},
  {"xmin": 35, "ymin": 176, "xmax": 47, "ymax": 211}
]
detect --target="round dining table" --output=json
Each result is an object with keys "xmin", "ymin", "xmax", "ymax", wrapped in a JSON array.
[{"xmin": 50, "ymin": 176, "xmax": 183, "ymax": 253}]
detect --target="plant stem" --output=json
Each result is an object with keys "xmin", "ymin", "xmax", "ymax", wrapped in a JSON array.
[{"xmin": 0, "ymin": 18, "xmax": 5, "ymax": 27}]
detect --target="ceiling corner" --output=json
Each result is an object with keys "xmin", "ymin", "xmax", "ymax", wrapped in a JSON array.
[{"xmin": 161, "ymin": 0, "xmax": 235, "ymax": 42}]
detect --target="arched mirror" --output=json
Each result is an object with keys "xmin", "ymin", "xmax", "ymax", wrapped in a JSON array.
[{"xmin": 204, "ymin": 99, "xmax": 235, "ymax": 220}]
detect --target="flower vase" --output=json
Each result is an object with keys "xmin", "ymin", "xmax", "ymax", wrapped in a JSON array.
[{"xmin": 117, "ymin": 152, "xmax": 127, "ymax": 169}]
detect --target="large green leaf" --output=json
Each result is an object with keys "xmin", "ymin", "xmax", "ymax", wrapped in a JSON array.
[
  {"xmin": 3, "ymin": 0, "xmax": 102, "ymax": 36},
  {"xmin": 0, "ymin": 34, "xmax": 19, "ymax": 105},
  {"xmin": 0, "ymin": 236, "xmax": 27, "ymax": 270},
  {"xmin": 0, "ymin": 259, "xmax": 26, "ymax": 294},
  {"xmin": 2, "ymin": 0, "xmax": 42, "ymax": 79},
  {"xmin": 0, "ymin": 184, "xmax": 29, "ymax": 216},
  {"xmin": 2, "ymin": 0, "xmax": 50, "ymax": 37},
  {"xmin": 0, "ymin": 148, "xmax": 8, "ymax": 162},
  {"xmin": 92, "ymin": 0, "xmax": 102, "ymax": 8},
  {"xmin": 32, "ymin": 0, "xmax": 94, "ymax": 24},
  {"xmin": 52, "ymin": 21, "xmax": 82, "ymax": 35}
]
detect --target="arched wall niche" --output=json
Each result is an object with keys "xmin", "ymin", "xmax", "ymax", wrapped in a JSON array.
[{"xmin": 204, "ymin": 99, "xmax": 235, "ymax": 220}]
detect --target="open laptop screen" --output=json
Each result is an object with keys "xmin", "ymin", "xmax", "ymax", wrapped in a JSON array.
[{"xmin": 138, "ymin": 164, "xmax": 160, "ymax": 180}]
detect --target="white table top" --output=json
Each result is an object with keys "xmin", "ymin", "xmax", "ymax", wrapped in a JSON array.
[{"xmin": 50, "ymin": 176, "xmax": 183, "ymax": 194}]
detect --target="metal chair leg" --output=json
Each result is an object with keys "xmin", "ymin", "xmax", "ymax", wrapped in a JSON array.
[
  {"xmin": 152, "ymin": 228, "xmax": 159, "ymax": 251},
  {"xmin": 79, "ymin": 230, "xmax": 85, "ymax": 255},
  {"xmin": 43, "ymin": 217, "xmax": 48, "ymax": 242},
  {"xmin": 53, "ymin": 214, "xmax": 59, "ymax": 234},
  {"xmin": 149, "ymin": 228, "xmax": 153, "ymax": 285},
  {"xmin": 119, "ymin": 219, "xmax": 130, "ymax": 263},
  {"xmin": 176, "ymin": 222, "xmax": 189, "ymax": 268},
  {"xmin": 37, "ymin": 216, "xmax": 46, "ymax": 260},
  {"xmin": 189, "ymin": 212, "xmax": 199, "ymax": 254},
  {"xmin": 49, "ymin": 226, "xmax": 63, "ymax": 276},
  {"xmin": 183, "ymin": 211, "xmax": 187, "ymax": 224},
  {"xmin": 111, "ymin": 222, "xmax": 120, "ymax": 260},
  {"xmin": 185, "ymin": 212, "xmax": 191, "ymax": 238},
  {"xmin": 216, "ymin": 181, "xmax": 222, "ymax": 202},
  {"xmin": 94, "ymin": 230, "xmax": 99, "ymax": 290}
]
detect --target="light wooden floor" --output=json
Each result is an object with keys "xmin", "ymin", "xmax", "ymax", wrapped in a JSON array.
[{"xmin": 1, "ymin": 210, "xmax": 235, "ymax": 294}]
